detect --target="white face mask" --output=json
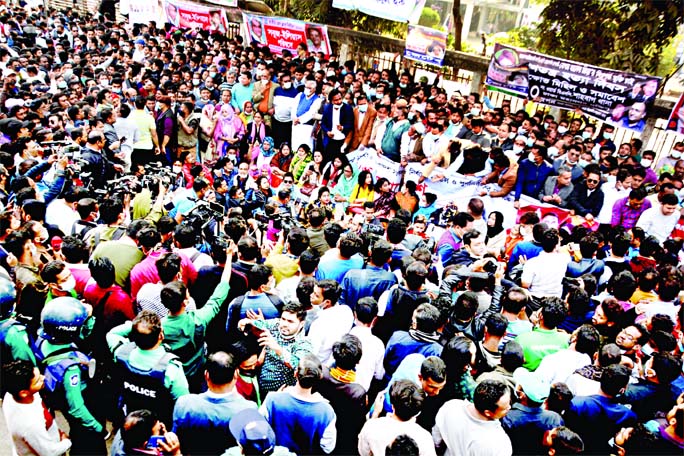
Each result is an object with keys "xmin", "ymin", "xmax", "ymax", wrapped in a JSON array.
[
  {"xmin": 358, "ymin": 104, "xmax": 367, "ymax": 113},
  {"xmin": 172, "ymin": 165, "xmax": 182, "ymax": 174},
  {"xmin": 470, "ymin": 108, "xmax": 480, "ymax": 116},
  {"xmin": 192, "ymin": 79, "xmax": 200, "ymax": 86},
  {"xmin": 671, "ymin": 151, "xmax": 682, "ymax": 159},
  {"xmin": 641, "ymin": 159, "xmax": 652, "ymax": 168},
  {"xmin": 578, "ymin": 159, "xmax": 590, "ymax": 168},
  {"xmin": 605, "ymin": 174, "xmax": 616, "ymax": 185},
  {"xmin": 282, "ymin": 82, "xmax": 292, "ymax": 89},
  {"xmin": 60, "ymin": 276, "xmax": 76, "ymax": 292},
  {"xmin": 513, "ymin": 145, "xmax": 524, "ymax": 154},
  {"xmin": 304, "ymin": 87, "xmax": 314, "ymax": 96},
  {"xmin": 547, "ymin": 147, "xmax": 559, "ymax": 159},
  {"xmin": 557, "ymin": 126, "xmax": 568, "ymax": 134},
  {"xmin": 528, "ymin": 152, "xmax": 536, "ymax": 162},
  {"xmin": 508, "ymin": 132, "xmax": 516, "ymax": 139}
]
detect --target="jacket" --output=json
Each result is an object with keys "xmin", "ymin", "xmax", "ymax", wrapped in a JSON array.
[
  {"xmin": 321, "ymin": 102, "xmax": 354, "ymax": 148},
  {"xmin": 441, "ymin": 285, "xmax": 504, "ymax": 343},
  {"xmin": 483, "ymin": 164, "xmax": 518, "ymax": 198},
  {"xmin": 514, "ymin": 159, "xmax": 554, "ymax": 200},
  {"xmin": 567, "ymin": 181, "xmax": 605, "ymax": 217},
  {"xmin": 349, "ymin": 106, "xmax": 377, "ymax": 150},
  {"xmin": 339, "ymin": 265, "xmax": 397, "ymax": 308},
  {"xmin": 539, "ymin": 176, "xmax": 574, "ymax": 207}
]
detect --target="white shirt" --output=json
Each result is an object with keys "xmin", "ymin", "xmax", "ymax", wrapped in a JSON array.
[
  {"xmin": 177, "ymin": 247, "xmax": 214, "ymax": 269},
  {"xmin": 331, "ymin": 105, "xmax": 345, "ymax": 140},
  {"xmin": 534, "ymin": 349, "xmax": 591, "ymax": 385},
  {"xmin": 358, "ymin": 416, "xmax": 436, "ymax": 456},
  {"xmin": 636, "ymin": 205, "xmax": 679, "ymax": 243},
  {"xmin": 597, "ymin": 184, "xmax": 629, "ymax": 224},
  {"xmin": 275, "ymin": 274, "xmax": 301, "ymax": 305},
  {"xmin": 45, "ymin": 199, "xmax": 79, "ymax": 235},
  {"xmin": 308, "ymin": 304, "xmax": 354, "ymax": 365},
  {"xmin": 2, "ymin": 393, "xmax": 72, "ymax": 456},
  {"xmin": 521, "ymin": 251, "xmax": 570, "ymax": 298},
  {"xmin": 566, "ymin": 371, "xmax": 601, "ymax": 397},
  {"xmin": 432, "ymin": 399, "xmax": 512, "ymax": 456},
  {"xmin": 349, "ymin": 325, "xmax": 385, "ymax": 391}
]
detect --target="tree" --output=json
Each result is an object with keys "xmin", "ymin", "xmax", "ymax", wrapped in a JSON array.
[
  {"xmin": 537, "ymin": 0, "xmax": 683, "ymax": 75},
  {"xmin": 452, "ymin": 0, "xmax": 462, "ymax": 51}
]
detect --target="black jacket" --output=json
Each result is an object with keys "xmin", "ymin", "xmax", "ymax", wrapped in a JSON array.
[{"xmin": 567, "ymin": 181, "xmax": 605, "ymax": 217}]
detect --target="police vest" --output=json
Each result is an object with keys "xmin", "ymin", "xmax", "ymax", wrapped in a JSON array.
[
  {"xmin": 31, "ymin": 335, "xmax": 93, "ymax": 411},
  {"xmin": 114, "ymin": 342, "xmax": 177, "ymax": 425}
]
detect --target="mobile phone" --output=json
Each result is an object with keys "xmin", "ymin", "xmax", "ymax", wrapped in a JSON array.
[{"xmin": 147, "ymin": 435, "xmax": 166, "ymax": 449}]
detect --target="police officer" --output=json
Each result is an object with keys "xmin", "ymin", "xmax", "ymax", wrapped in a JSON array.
[
  {"xmin": 0, "ymin": 276, "xmax": 35, "ymax": 367},
  {"xmin": 34, "ymin": 297, "xmax": 106, "ymax": 455},
  {"xmin": 107, "ymin": 310, "xmax": 189, "ymax": 427}
]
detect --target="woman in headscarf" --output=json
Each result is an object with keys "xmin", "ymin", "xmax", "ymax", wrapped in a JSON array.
[
  {"xmin": 485, "ymin": 211, "xmax": 505, "ymax": 248},
  {"xmin": 238, "ymin": 100, "xmax": 255, "ymax": 127},
  {"xmin": 212, "ymin": 104, "xmax": 244, "ymax": 161},
  {"xmin": 199, "ymin": 104, "xmax": 216, "ymax": 161},
  {"xmin": 289, "ymin": 144, "xmax": 312, "ymax": 184},
  {"xmin": 242, "ymin": 110, "xmax": 271, "ymax": 161}
]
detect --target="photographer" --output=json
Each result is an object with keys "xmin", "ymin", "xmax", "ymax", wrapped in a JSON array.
[{"xmin": 171, "ymin": 178, "xmax": 210, "ymax": 224}]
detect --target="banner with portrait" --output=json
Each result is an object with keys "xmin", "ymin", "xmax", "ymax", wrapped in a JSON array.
[
  {"xmin": 243, "ymin": 13, "xmax": 331, "ymax": 58},
  {"xmin": 666, "ymin": 92, "xmax": 684, "ymax": 135},
  {"xmin": 404, "ymin": 25, "xmax": 447, "ymax": 67},
  {"xmin": 485, "ymin": 43, "xmax": 662, "ymax": 133},
  {"xmin": 163, "ymin": 0, "xmax": 228, "ymax": 32}
]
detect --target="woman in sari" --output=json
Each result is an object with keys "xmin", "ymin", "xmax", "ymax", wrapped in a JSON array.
[
  {"xmin": 289, "ymin": 144, "xmax": 312, "ymax": 184},
  {"xmin": 238, "ymin": 100, "xmax": 255, "ymax": 127},
  {"xmin": 270, "ymin": 142, "xmax": 294, "ymax": 188},
  {"xmin": 211, "ymin": 104, "xmax": 244, "ymax": 161},
  {"xmin": 243, "ymin": 111, "xmax": 271, "ymax": 161},
  {"xmin": 320, "ymin": 154, "xmax": 348, "ymax": 189},
  {"xmin": 332, "ymin": 163, "xmax": 357, "ymax": 210},
  {"xmin": 373, "ymin": 177, "xmax": 395, "ymax": 219}
]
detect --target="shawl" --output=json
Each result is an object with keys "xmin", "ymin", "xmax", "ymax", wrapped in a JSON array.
[{"xmin": 290, "ymin": 154, "xmax": 312, "ymax": 182}]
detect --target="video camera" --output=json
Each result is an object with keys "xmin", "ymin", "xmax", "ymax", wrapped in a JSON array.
[{"xmin": 140, "ymin": 162, "xmax": 177, "ymax": 195}]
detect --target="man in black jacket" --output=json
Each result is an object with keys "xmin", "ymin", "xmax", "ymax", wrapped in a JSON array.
[{"xmin": 567, "ymin": 165, "xmax": 604, "ymax": 223}]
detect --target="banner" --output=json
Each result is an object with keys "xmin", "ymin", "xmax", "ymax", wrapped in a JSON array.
[
  {"xmin": 163, "ymin": 0, "xmax": 228, "ymax": 32},
  {"xmin": 404, "ymin": 25, "xmax": 447, "ymax": 66},
  {"xmin": 243, "ymin": 14, "xmax": 331, "ymax": 58},
  {"xmin": 204, "ymin": 0, "xmax": 237, "ymax": 6},
  {"xmin": 128, "ymin": 0, "xmax": 165, "ymax": 25},
  {"xmin": 332, "ymin": 0, "xmax": 423, "ymax": 23},
  {"xmin": 486, "ymin": 44, "xmax": 662, "ymax": 133},
  {"xmin": 347, "ymin": 148, "xmax": 403, "ymax": 190},
  {"xmin": 666, "ymin": 92, "xmax": 684, "ymax": 135}
]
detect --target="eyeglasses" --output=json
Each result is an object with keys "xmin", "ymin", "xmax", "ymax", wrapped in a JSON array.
[
  {"xmin": 586, "ymin": 179, "xmax": 600, "ymax": 184},
  {"xmin": 283, "ymin": 180, "xmax": 293, "ymax": 184}
]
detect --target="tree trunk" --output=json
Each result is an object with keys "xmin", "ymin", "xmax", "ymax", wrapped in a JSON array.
[{"xmin": 452, "ymin": 0, "xmax": 462, "ymax": 51}]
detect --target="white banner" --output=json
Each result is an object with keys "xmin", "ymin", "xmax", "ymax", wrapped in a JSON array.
[
  {"xmin": 332, "ymin": 0, "xmax": 422, "ymax": 23},
  {"xmin": 347, "ymin": 148, "xmax": 404, "ymax": 191}
]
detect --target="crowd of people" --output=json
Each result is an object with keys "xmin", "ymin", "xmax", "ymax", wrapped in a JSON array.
[{"xmin": 1, "ymin": 3, "xmax": 684, "ymax": 456}]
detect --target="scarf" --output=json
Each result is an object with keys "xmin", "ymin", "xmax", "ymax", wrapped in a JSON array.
[
  {"xmin": 330, "ymin": 366, "xmax": 356, "ymax": 384},
  {"xmin": 250, "ymin": 121, "xmax": 266, "ymax": 144},
  {"xmin": 290, "ymin": 154, "xmax": 312, "ymax": 181},
  {"xmin": 334, "ymin": 170, "xmax": 357, "ymax": 199},
  {"xmin": 409, "ymin": 329, "xmax": 440, "ymax": 344},
  {"xmin": 296, "ymin": 92, "xmax": 317, "ymax": 117}
]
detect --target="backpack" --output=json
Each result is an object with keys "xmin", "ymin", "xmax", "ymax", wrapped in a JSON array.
[{"xmin": 226, "ymin": 293, "xmax": 283, "ymax": 343}]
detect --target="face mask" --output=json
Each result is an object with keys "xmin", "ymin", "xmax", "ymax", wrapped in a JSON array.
[
  {"xmin": 367, "ymin": 88, "xmax": 376, "ymax": 97},
  {"xmin": 63, "ymin": 69, "xmax": 73, "ymax": 80},
  {"xmin": 605, "ymin": 174, "xmax": 616, "ymax": 184},
  {"xmin": 582, "ymin": 131, "xmax": 591, "ymax": 139},
  {"xmin": 209, "ymin": 72, "xmax": 217, "ymax": 78},
  {"xmin": 470, "ymin": 108, "xmax": 480, "ymax": 116},
  {"xmin": 519, "ymin": 127, "xmax": 527, "ymax": 135},
  {"xmin": 543, "ymin": 122, "xmax": 549, "ymax": 129},
  {"xmin": 358, "ymin": 104, "xmax": 367, "ymax": 113},
  {"xmin": 282, "ymin": 82, "xmax": 292, "ymax": 89},
  {"xmin": 155, "ymin": 102, "xmax": 161, "ymax": 111},
  {"xmin": 671, "ymin": 151, "xmax": 682, "ymax": 159},
  {"xmin": 240, "ymin": 369, "xmax": 257, "ymax": 378},
  {"xmin": 173, "ymin": 165, "xmax": 182, "ymax": 174},
  {"xmin": 547, "ymin": 147, "xmax": 559, "ymax": 159},
  {"xmin": 508, "ymin": 132, "xmax": 516, "ymax": 139},
  {"xmin": 526, "ymin": 137, "xmax": 535, "ymax": 147},
  {"xmin": 399, "ymin": 82, "xmax": 407, "ymax": 89},
  {"xmin": 578, "ymin": 159, "xmax": 590, "ymax": 168},
  {"xmin": 304, "ymin": 88, "xmax": 314, "ymax": 96},
  {"xmin": 192, "ymin": 78, "xmax": 200, "ymax": 86},
  {"xmin": 57, "ymin": 81, "xmax": 67, "ymax": 89},
  {"xmin": 341, "ymin": 70, "xmax": 347, "ymax": 76},
  {"xmin": 641, "ymin": 159, "xmax": 652, "ymax": 168},
  {"xmin": 100, "ymin": 79, "xmax": 109, "ymax": 87},
  {"xmin": 487, "ymin": 158, "xmax": 495, "ymax": 166},
  {"xmin": 557, "ymin": 126, "xmax": 568, "ymax": 134},
  {"xmin": 59, "ymin": 276, "xmax": 76, "ymax": 292},
  {"xmin": 407, "ymin": 112, "xmax": 416, "ymax": 122},
  {"xmin": 528, "ymin": 152, "xmax": 536, "ymax": 162},
  {"xmin": 513, "ymin": 145, "xmax": 524, "ymax": 154},
  {"xmin": 603, "ymin": 132, "xmax": 613, "ymax": 140}
]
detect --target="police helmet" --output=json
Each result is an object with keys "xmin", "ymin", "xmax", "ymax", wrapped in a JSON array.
[
  {"xmin": 0, "ymin": 276, "xmax": 17, "ymax": 320},
  {"xmin": 40, "ymin": 297, "xmax": 88, "ymax": 343}
]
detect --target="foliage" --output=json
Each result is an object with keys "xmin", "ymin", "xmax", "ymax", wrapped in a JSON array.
[
  {"xmin": 418, "ymin": 7, "xmax": 441, "ymax": 29},
  {"xmin": 489, "ymin": 26, "xmax": 538, "ymax": 50},
  {"xmin": 537, "ymin": 0, "xmax": 683, "ymax": 75}
]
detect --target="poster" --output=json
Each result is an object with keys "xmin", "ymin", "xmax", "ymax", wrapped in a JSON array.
[
  {"xmin": 486, "ymin": 43, "xmax": 662, "ymax": 133},
  {"xmin": 128, "ymin": 0, "xmax": 165, "ymax": 25},
  {"xmin": 163, "ymin": 0, "xmax": 228, "ymax": 32},
  {"xmin": 666, "ymin": 92, "xmax": 684, "ymax": 135},
  {"xmin": 243, "ymin": 14, "xmax": 331, "ymax": 58},
  {"xmin": 404, "ymin": 25, "xmax": 447, "ymax": 66}
]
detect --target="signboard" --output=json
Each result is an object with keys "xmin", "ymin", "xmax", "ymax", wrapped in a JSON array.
[
  {"xmin": 243, "ymin": 13, "xmax": 331, "ymax": 58},
  {"xmin": 486, "ymin": 43, "xmax": 662, "ymax": 133},
  {"xmin": 404, "ymin": 25, "xmax": 447, "ymax": 66}
]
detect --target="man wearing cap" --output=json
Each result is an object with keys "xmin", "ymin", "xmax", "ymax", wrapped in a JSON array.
[
  {"xmin": 225, "ymin": 409, "xmax": 295, "ymax": 456},
  {"xmin": 501, "ymin": 369, "xmax": 563, "ymax": 454}
]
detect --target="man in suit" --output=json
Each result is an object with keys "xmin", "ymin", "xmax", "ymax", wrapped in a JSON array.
[
  {"xmin": 321, "ymin": 89, "xmax": 353, "ymax": 159},
  {"xmin": 346, "ymin": 94, "xmax": 376, "ymax": 152},
  {"xmin": 567, "ymin": 164, "xmax": 605, "ymax": 223}
]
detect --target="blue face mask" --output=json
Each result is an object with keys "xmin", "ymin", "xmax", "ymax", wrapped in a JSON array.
[{"xmin": 526, "ymin": 137, "xmax": 535, "ymax": 147}]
